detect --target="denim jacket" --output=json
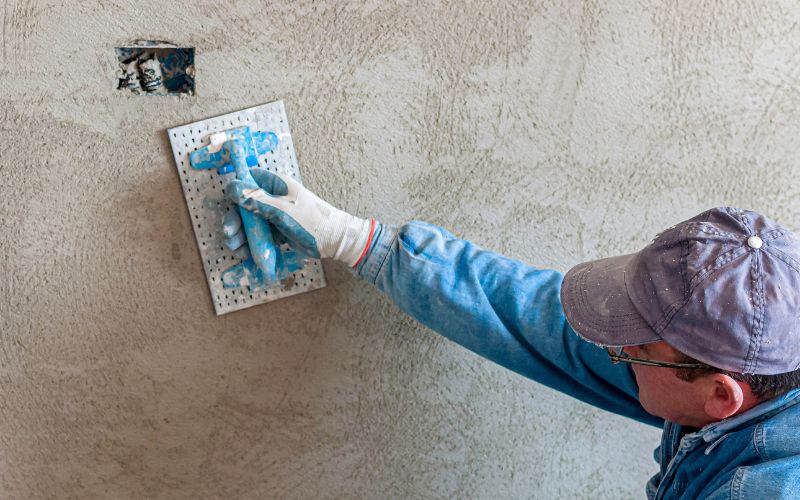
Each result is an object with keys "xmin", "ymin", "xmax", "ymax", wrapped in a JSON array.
[{"xmin": 353, "ymin": 221, "xmax": 800, "ymax": 499}]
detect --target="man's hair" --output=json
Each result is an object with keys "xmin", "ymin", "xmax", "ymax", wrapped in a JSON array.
[{"xmin": 674, "ymin": 354, "xmax": 800, "ymax": 401}]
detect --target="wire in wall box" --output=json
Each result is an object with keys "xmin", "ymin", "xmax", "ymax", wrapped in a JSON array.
[
  {"xmin": 116, "ymin": 41, "xmax": 194, "ymax": 96},
  {"xmin": 168, "ymin": 101, "xmax": 326, "ymax": 315}
]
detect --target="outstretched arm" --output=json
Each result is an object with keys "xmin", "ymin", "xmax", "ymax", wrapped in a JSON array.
[
  {"xmin": 353, "ymin": 221, "xmax": 661, "ymax": 427},
  {"xmin": 227, "ymin": 169, "xmax": 662, "ymax": 427}
]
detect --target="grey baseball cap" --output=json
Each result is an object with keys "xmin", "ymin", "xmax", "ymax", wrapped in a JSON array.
[{"xmin": 561, "ymin": 207, "xmax": 800, "ymax": 375}]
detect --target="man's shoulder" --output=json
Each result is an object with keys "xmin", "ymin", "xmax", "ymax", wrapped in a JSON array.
[
  {"xmin": 668, "ymin": 397, "xmax": 800, "ymax": 499},
  {"xmin": 725, "ymin": 460, "xmax": 800, "ymax": 500},
  {"xmin": 692, "ymin": 432, "xmax": 800, "ymax": 500},
  {"xmin": 709, "ymin": 398, "xmax": 800, "ymax": 499},
  {"xmin": 755, "ymin": 398, "xmax": 800, "ymax": 459}
]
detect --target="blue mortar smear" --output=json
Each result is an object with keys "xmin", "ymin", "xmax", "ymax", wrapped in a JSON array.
[{"xmin": 220, "ymin": 248, "xmax": 306, "ymax": 292}]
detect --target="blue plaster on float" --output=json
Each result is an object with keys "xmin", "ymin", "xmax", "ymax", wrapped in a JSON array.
[
  {"xmin": 190, "ymin": 127, "xmax": 303, "ymax": 289},
  {"xmin": 219, "ymin": 246, "xmax": 306, "ymax": 291}
]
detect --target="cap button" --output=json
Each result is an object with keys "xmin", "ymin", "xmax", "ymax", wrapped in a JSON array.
[{"xmin": 747, "ymin": 235, "xmax": 763, "ymax": 249}]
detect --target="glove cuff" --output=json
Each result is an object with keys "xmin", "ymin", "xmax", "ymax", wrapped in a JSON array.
[
  {"xmin": 316, "ymin": 208, "xmax": 374, "ymax": 266},
  {"xmin": 333, "ymin": 214, "xmax": 374, "ymax": 267}
]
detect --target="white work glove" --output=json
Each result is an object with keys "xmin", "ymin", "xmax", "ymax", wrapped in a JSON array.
[{"xmin": 226, "ymin": 168, "xmax": 375, "ymax": 267}]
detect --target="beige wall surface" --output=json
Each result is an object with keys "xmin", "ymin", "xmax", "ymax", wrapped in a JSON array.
[{"xmin": 2, "ymin": 1, "xmax": 798, "ymax": 498}]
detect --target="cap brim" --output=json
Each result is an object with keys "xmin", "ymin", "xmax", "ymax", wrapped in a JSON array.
[{"xmin": 561, "ymin": 253, "xmax": 661, "ymax": 347}]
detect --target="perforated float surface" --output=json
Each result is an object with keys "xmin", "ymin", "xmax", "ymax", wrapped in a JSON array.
[{"xmin": 168, "ymin": 101, "xmax": 326, "ymax": 315}]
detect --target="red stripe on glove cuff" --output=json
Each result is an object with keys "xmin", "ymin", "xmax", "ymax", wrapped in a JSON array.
[{"xmin": 352, "ymin": 218, "xmax": 376, "ymax": 268}]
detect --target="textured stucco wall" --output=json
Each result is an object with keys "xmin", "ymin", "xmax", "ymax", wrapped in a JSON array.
[{"xmin": 2, "ymin": 1, "xmax": 799, "ymax": 498}]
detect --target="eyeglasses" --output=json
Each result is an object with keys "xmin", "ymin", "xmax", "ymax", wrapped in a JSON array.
[{"xmin": 606, "ymin": 347, "xmax": 708, "ymax": 369}]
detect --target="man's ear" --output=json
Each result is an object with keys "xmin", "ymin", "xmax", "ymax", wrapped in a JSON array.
[{"xmin": 703, "ymin": 374, "xmax": 745, "ymax": 421}]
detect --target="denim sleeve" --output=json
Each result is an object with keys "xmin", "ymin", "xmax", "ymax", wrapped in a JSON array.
[{"xmin": 354, "ymin": 220, "xmax": 663, "ymax": 427}]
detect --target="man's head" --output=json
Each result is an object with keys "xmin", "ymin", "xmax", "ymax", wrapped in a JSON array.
[
  {"xmin": 612, "ymin": 340, "xmax": 800, "ymax": 427},
  {"xmin": 560, "ymin": 207, "xmax": 800, "ymax": 425}
]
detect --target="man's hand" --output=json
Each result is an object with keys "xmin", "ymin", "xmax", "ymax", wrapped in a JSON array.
[{"xmin": 225, "ymin": 168, "xmax": 374, "ymax": 267}]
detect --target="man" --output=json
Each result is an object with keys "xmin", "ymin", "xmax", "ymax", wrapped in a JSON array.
[{"xmin": 223, "ymin": 167, "xmax": 800, "ymax": 499}]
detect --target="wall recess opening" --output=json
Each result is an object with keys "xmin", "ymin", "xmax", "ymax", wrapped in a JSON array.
[{"xmin": 116, "ymin": 41, "xmax": 195, "ymax": 96}]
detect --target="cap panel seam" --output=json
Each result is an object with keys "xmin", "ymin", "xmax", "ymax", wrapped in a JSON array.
[
  {"xmin": 734, "ymin": 208, "xmax": 755, "ymax": 235},
  {"xmin": 762, "ymin": 245, "xmax": 800, "ymax": 274},
  {"xmin": 680, "ymin": 225, "xmax": 690, "ymax": 300},
  {"xmin": 689, "ymin": 224, "xmax": 741, "ymax": 240},
  {"xmin": 723, "ymin": 206, "xmax": 751, "ymax": 235},
  {"xmin": 759, "ymin": 227, "xmax": 787, "ymax": 243},
  {"xmin": 744, "ymin": 250, "xmax": 765, "ymax": 374},
  {"xmin": 685, "ymin": 246, "xmax": 748, "ymax": 291},
  {"xmin": 651, "ymin": 246, "xmax": 749, "ymax": 333}
]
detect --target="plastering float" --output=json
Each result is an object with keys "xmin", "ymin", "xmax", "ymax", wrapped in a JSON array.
[{"xmin": 168, "ymin": 101, "xmax": 326, "ymax": 315}]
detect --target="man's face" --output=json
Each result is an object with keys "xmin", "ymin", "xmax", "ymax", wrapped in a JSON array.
[{"xmin": 623, "ymin": 341, "xmax": 712, "ymax": 427}]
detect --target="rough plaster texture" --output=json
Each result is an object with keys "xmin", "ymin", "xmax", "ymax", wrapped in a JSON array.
[{"xmin": 1, "ymin": 1, "xmax": 799, "ymax": 498}]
